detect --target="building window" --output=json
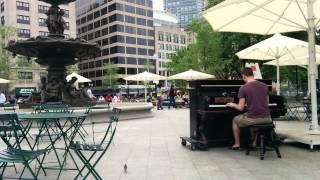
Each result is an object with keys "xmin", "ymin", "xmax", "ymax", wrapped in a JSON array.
[
  {"xmin": 17, "ymin": 15, "xmax": 30, "ymax": 24},
  {"xmin": 180, "ymin": 35, "xmax": 186, "ymax": 44},
  {"xmin": 18, "ymin": 72, "xmax": 33, "ymax": 80},
  {"xmin": 165, "ymin": 33, "xmax": 172, "ymax": 42},
  {"xmin": 125, "ymin": 5, "xmax": 135, "ymax": 14},
  {"xmin": 125, "ymin": 15, "xmax": 135, "ymax": 24},
  {"xmin": 126, "ymin": 36, "xmax": 136, "ymax": 44},
  {"xmin": 126, "ymin": 47, "xmax": 136, "ymax": 54},
  {"xmin": 1, "ymin": 16, "xmax": 4, "ymax": 25},
  {"xmin": 39, "ymin": 31, "xmax": 49, "ymax": 37},
  {"xmin": 125, "ymin": 26, "xmax": 136, "ymax": 34},
  {"xmin": 38, "ymin": 5, "xmax": 49, "ymax": 14},
  {"xmin": 136, "ymin": 8, "xmax": 146, "ymax": 16},
  {"xmin": 127, "ymin": 57, "xmax": 137, "ymax": 65},
  {"xmin": 137, "ymin": 18, "xmax": 146, "ymax": 26},
  {"xmin": 137, "ymin": 28, "xmax": 146, "ymax": 35},
  {"xmin": 38, "ymin": 18, "xmax": 46, "ymax": 27},
  {"xmin": 63, "ymin": 9, "xmax": 69, "ymax": 17},
  {"xmin": 17, "ymin": 29, "xmax": 30, "ymax": 38},
  {"xmin": 0, "ymin": 2, "xmax": 4, "ymax": 12},
  {"xmin": 16, "ymin": 1, "xmax": 29, "ymax": 11},
  {"xmin": 158, "ymin": 32, "xmax": 164, "ymax": 41}
]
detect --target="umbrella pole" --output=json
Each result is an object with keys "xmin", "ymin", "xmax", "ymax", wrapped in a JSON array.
[
  {"xmin": 276, "ymin": 58, "xmax": 280, "ymax": 95},
  {"xmin": 307, "ymin": 0, "xmax": 319, "ymax": 133},
  {"xmin": 144, "ymin": 81, "xmax": 147, "ymax": 103}
]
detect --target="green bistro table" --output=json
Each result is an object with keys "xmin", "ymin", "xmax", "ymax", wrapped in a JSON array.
[{"xmin": 18, "ymin": 112, "xmax": 88, "ymax": 179}]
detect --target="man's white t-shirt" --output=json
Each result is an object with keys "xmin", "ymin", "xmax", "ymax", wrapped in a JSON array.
[{"xmin": 0, "ymin": 93, "xmax": 6, "ymax": 104}]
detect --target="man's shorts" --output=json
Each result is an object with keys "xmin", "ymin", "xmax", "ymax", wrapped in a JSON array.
[{"xmin": 234, "ymin": 113, "xmax": 272, "ymax": 127}]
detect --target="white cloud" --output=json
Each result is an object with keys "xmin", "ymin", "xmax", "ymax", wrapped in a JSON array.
[{"xmin": 153, "ymin": 0, "xmax": 164, "ymax": 11}]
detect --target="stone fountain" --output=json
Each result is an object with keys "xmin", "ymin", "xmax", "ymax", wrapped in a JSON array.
[{"xmin": 6, "ymin": 0, "xmax": 100, "ymax": 106}]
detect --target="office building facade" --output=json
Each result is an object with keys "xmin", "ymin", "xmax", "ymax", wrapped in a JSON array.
[
  {"xmin": 164, "ymin": 0, "xmax": 206, "ymax": 27},
  {"xmin": 76, "ymin": 0, "xmax": 155, "ymax": 91},
  {"xmin": 153, "ymin": 11, "xmax": 192, "ymax": 85},
  {"xmin": 0, "ymin": 0, "xmax": 76, "ymax": 95}
]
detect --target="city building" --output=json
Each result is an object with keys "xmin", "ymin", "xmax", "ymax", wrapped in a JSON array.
[
  {"xmin": 164, "ymin": 0, "xmax": 207, "ymax": 27},
  {"xmin": 0, "ymin": 0, "xmax": 76, "ymax": 97},
  {"xmin": 153, "ymin": 10, "xmax": 192, "ymax": 86},
  {"xmin": 75, "ymin": 0, "xmax": 155, "ymax": 93}
]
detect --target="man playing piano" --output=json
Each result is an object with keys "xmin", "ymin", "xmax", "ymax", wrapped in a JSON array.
[{"xmin": 226, "ymin": 67, "xmax": 272, "ymax": 150}]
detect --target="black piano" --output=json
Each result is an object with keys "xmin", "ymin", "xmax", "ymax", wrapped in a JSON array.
[{"xmin": 180, "ymin": 80, "xmax": 286, "ymax": 150}]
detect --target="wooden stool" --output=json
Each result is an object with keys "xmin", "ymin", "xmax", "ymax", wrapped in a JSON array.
[{"xmin": 245, "ymin": 123, "xmax": 282, "ymax": 160}]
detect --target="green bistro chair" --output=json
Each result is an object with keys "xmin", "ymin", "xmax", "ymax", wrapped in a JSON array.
[
  {"xmin": 0, "ymin": 113, "xmax": 49, "ymax": 179},
  {"xmin": 70, "ymin": 108, "xmax": 121, "ymax": 180}
]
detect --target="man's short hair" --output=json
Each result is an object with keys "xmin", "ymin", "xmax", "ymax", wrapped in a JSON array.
[{"xmin": 241, "ymin": 67, "xmax": 254, "ymax": 77}]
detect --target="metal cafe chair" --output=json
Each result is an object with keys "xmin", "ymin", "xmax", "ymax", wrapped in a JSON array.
[
  {"xmin": 0, "ymin": 113, "xmax": 49, "ymax": 179},
  {"xmin": 70, "ymin": 108, "xmax": 121, "ymax": 180}
]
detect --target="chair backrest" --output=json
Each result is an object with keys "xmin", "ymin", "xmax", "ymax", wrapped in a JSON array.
[
  {"xmin": 32, "ymin": 103, "xmax": 72, "ymax": 113},
  {"xmin": 0, "ymin": 113, "xmax": 23, "ymax": 148}
]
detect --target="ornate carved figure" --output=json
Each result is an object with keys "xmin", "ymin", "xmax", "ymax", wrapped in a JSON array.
[{"xmin": 46, "ymin": 6, "xmax": 65, "ymax": 35}]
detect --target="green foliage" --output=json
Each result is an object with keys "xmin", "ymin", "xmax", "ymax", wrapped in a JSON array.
[
  {"xmin": 103, "ymin": 63, "xmax": 119, "ymax": 89},
  {"xmin": 66, "ymin": 64, "xmax": 79, "ymax": 74},
  {"xmin": 0, "ymin": 26, "xmax": 16, "ymax": 79},
  {"xmin": 166, "ymin": 19, "xmax": 263, "ymax": 80}
]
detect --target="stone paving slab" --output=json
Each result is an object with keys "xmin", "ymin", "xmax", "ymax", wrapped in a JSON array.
[{"xmin": 1, "ymin": 109, "xmax": 320, "ymax": 180}]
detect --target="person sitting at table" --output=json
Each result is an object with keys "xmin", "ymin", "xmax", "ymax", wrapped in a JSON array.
[{"xmin": 226, "ymin": 67, "xmax": 272, "ymax": 150}]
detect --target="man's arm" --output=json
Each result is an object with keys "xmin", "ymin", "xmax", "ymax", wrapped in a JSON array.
[{"xmin": 226, "ymin": 98, "xmax": 245, "ymax": 111}]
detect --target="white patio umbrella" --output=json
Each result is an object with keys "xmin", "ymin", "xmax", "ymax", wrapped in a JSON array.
[
  {"xmin": 168, "ymin": 69, "xmax": 215, "ymax": 81},
  {"xmin": 124, "ymin": 71, "xmax": 166, "ymax": 103},
  {"xmin": 0, "ymin": 78, "xmax": 10, "ymax": 84},
  {"xmin": 236, "ymin": 33, "xmax": 320, "ymax": 95},
  {"xmin": 66, "ymin": 72, "xmax": 92, "ymax": 89},
  {"xmin": 264, "ymin": 55, "xmax": 320, "ymax": 66},
  {"xmin": 203, "ymin": 0, "xmax": 320, "ymax": 133}
]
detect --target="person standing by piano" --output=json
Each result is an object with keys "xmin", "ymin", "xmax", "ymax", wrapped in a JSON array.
[{"xmin": 226, "ymin": 67, "xmax": 272, "ymax": 150}]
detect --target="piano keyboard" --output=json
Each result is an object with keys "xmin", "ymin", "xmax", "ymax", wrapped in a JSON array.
[{"xmin": 209, "ymin": 103, "xmax": 277, "ymax": 108}]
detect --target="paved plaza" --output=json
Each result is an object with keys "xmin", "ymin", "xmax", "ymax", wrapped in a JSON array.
[{"xmin": 2, "ymin": 108, "xmax": 320, "ymax": 180}]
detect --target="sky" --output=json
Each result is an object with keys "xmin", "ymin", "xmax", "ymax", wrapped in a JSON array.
[{"xmin": 153, "ymin": 0, "xmax": 164, "ymax": 11}]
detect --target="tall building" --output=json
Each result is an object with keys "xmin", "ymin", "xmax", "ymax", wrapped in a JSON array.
[
  {"xmin": 0, "ymin": 0, "xmax": 76, "ymax": 96},
  {"xmin": 164, "ymin": 0, "xmax": 206, "ymax": 27},
  {"xmin": 76, "ymin": 0, "xmax": 155, "ymax": 92},
  {"xmin": 153, "ymin": 11, "xmax": 192, "ymax": 86}
]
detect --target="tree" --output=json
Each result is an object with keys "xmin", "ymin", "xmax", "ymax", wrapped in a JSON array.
[
  {"xmin": 0, "ymin": 26, "xmax": 16, "ymax": 79},
  {"xmin": 102, "ymin": 63, "xmax": 119, "ymax": 91},
  {"xmin": 66, "ymin": 64, "xmax": 79, "ymax": 74}
]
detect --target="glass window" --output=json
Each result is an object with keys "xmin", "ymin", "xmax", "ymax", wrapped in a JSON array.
[
  {"xmin": 101, "ymin": 7, "xmax": 108, "ymax": 15},
  {"xmin": 0, "ymin": 2, "xmax": 4, "ymax": 12},
  {"xmin": 125, "ymin": 15, "xmax": 135, "ymax": 24},
  {"xmin": 127, "ymin": 68, "xmax": 137, "ymax": 75},
  {"xmin": 102, "ymin": 28, "xmax": 108, "ymax": 35},
  {"xmin": 88, "ymin": 23, "xmax": 93, "ymax": 31},
  {"xmin": 137, "ymin": 28, "xmax": 146, "ymax": 35},
  {"xmin": 125, "ymin": 5, "xmax": 135, "ymax": 13},
  {"xmin": 138, "ymin": 58, "xmax": 146, "ymax": 65},
  {"xmin": 127, "ymin": 57, "xmax": 137, "ymax": 65},
  {"xmin": 137, "ymin": 18, "xmax": 146, "ymax": 26},
  {"xmin": 126, "ymin": 47, "xmax": 136, "ymax": 54},
  {"xmin": 18, "ymin": 72, "xmax": 33, "ymax": 80},
  {"xmin": 94, "ymin": 11, "xmax": 100, "ymax": 18},
  {"xmin": 116, "ymin": 14, "xmax": 124, "ymax": 22},
  {"xmin": 17, "ymin": 15, "xmax": 30, "ymax": 24},
  {"xmin": 137, "ymin": 38, "xmax": 147, "ymax": 45},
  {"xmin": 136, "ymin": 0, "xmax": 146, "ymax": 6},
  {"xmin": 147, "ymin": 20, "xmax": 153, "ymax": 27},
  {"xmin": 17, "ymin": 29, "xmax": 30, "ymax": 38},
  {"xmin": 101, "ymin": 17, "xmax": 108, "ymax": 25},
  {"xmin": 95, "ymin": 30, "xmax": 101, "ymax": 38},
  {"xmin": 87, "ymin": 13, "xmax": 93, "ymax": 21},
  {"xmin": 126, "ymin": 36, "xmax": 136, "ymax": 44},
  {"xmin": 108, "ymin": 3, "xmax": 116, "ymax": 12},
  {"xmin": 94, "ymin": 20, "xmax": 100, "ymax": 28},
  {"xmin": 38, "ymin": 18, "xmax": 46, "ymax": 27},
  {"xmin": 109, "ymin": 14, "xmax": 116, "ymax": 23},
  {"xmin": 63, "ymin": 9, "xmax": 69, "ymax": 17},
  {"xmin": 136, "ymin": 8, "xmax": 146, "ymax": 16},
  {"xmin": 38, "ymin": 5, "xmax": 49, "ymax": 14},
  {"xmin": 158, "ymin": 32, "xmax": 164, "ymax": 41},
  {"xmin": 16, "ymin": 1, "xmax": 30, "ymax": 11},
  {"xmin": 65, "ymin": 22, "xmax": 70, "ymax": 30},
  {"xmin": 138, "ymin": 48, "xmax": 147, "ymax": 55},
  {"xmin": 147, "ymin": 10, "xmax": 153, "ymax": 17},
  {"xmin": 125, "ymin": 26, "xmax": 136, "ymax": 34}
]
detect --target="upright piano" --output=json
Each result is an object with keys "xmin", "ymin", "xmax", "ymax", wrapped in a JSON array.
[{"xmin": 181, "ymin": 80, "xmax": 286, "ymax": 150}]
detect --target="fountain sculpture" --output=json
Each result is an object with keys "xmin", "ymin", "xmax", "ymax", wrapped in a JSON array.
[{"xmin": 6, "ymin": 0, "xmax": 100, "ymax": 106}]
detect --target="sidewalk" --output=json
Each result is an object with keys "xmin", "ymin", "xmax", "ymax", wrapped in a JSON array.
[{"xmin": 2, "ymin": 109, "xmax": 320, "ymax": 180}]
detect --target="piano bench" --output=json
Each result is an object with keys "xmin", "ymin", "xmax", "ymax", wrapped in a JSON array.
[{"xmin": 244, "ymin": 123, "xmax": 282, "ymax": 160}]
